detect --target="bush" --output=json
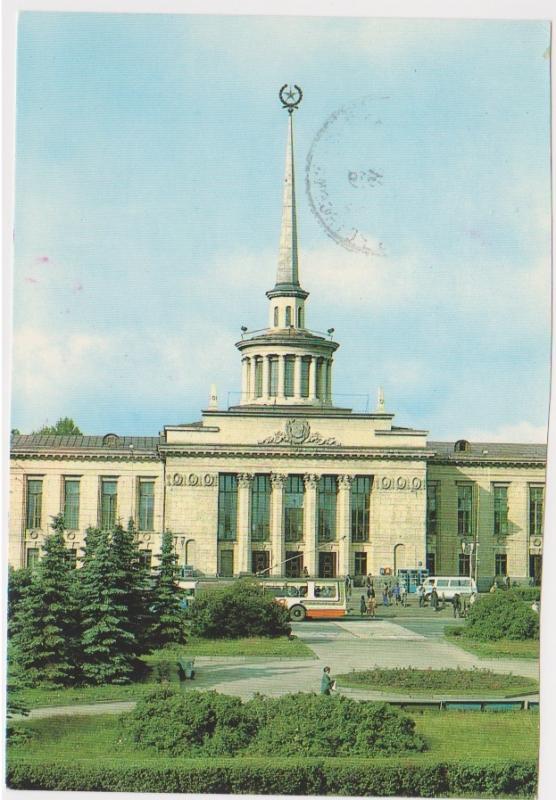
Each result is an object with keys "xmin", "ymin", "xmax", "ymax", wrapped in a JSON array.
[
  {"xmin": 188, "ymin": 579, "xmax": 291, "ymax": 639},
  {"xmin": 7, "ymin": 758, "xmax": 538, "ymax": 796},
  {"xmin": 508, "ymin": 586, "xmax": 541, "ymax": 602},
  {"xmin": 466, "ymin": 592, "xmax": 540, "ymax": 641},
  {"xmin": 335, "ymin": 666, "xmax": 537, "ymax": 693}
]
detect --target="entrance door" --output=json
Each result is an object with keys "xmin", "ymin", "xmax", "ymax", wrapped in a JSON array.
[
  {"xmin": 529, "ymin": 554, "xmax": 542, "ymax": 585},
  {"xmin": 285, "ymin": 551, "xmax": 303, "ymax": 578},
  {"xmin": 252, "ymin": 550, "xmax": 270, "ymax": 576},
  {"xmin": 319, "ymin": 552, "xmax": 336, "ymax": 578},
  {"xmin": 219, "ymin": 550, "xmax": 234, "ymax": 577}
]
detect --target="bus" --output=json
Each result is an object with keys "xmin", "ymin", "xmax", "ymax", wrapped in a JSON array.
[{"xmin": 260, "ymin": 577, "xmax": 347, "ymax": 621}]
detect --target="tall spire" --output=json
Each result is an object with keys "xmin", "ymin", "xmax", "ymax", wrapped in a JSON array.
[{"xmin": 276, "ymin": 111, "xmax": 299, "ymax": 287}]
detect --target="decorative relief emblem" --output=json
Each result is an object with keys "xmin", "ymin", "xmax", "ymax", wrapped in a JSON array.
[
  {"xmin": 167, "ymin": 472, "xmax": 217, "ymax": 487},
  {"xmin": 259, "ymin": 419, "xmax": 340, "ymax": 447},
  {"xmin": 378, "ymin": 476, "xmax": 423, "ymax": 491}
]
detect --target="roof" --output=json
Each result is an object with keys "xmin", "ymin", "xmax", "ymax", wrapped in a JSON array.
[
  {"xmin": 427, "ymin": 440, "xmax": 546, "ymax": 463},
  {"xmin": 11, "ymin": 434, "xmax": 164, "ymax": 451}
]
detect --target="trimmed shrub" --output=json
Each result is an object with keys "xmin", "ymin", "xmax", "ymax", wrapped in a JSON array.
[
  {"xmin": 188, "ymin": 579, "xmax": 291, "ymax": 639},
  {"xmin": 335, "ymin": 666, "xmax": 538, "ymax": 693},
  {"xmin": 466, "ymin": 592, "xmax": 540, "ymax": 641},
  {"xmin": 508, "ymin": 586, "xmax": 541, "ymax": 602}
]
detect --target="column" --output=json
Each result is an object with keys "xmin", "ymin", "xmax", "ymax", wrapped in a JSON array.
[
  {"xmin": 337, "ymin": 475, "xmax": 354, "ymax": 577},
  {"xmin": 237, "ymin": 473, "xmax": 253, "ymax": 574},
  {"xmin": 303, "ymin": 473, "xmax": 319, "ymax": 576},
  {"xmin": 270, "ymin": 474, "xmax": 287, "ymax": 575},
  {"xmin": 294, "ymin": 354, "xmax": 302, "ymax": 399},
  {"xmin": 249, "ymin": 357, "xmax": 257, "ymax": 401},
  {"xmin": 277, "ymin": 354, "xmax": 286, "ymax": 402},
  {"xmin": 326, "ymin": 359, "xmax": 332, "ymax": 403},
  {"xmin": 262, "ymin": 356, "xmax": 270, "ymax": 401},
  {"xmin": 309, "ymin": 356, "xmax": 318, "ymax": 401},
  {"xmin": 241, "ymin": 358, "xmax": 249, "ymax": 403}
]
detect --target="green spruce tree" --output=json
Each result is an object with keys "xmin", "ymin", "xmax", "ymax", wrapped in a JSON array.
[
  {"xmin": 149, "ymin": 531, "xmax": 187, "ymax": 647},
  {"xmin": 11, "ymin": 514, "xmax": 78, "ymax": 687}
]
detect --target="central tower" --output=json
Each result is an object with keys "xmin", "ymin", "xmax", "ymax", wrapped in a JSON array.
[{"xmin": 235, "ymin": 86, "xmax": 339, "ymax": 408}]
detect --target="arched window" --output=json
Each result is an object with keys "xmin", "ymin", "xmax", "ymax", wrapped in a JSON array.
[
  {"xmin": 273, "ymin": 307, "xmax": 279, "ymax": 327},
  {"xmin": 454, "ymin": 439, "xmax": 470, "ymax": 453},
  {"xmin": 285, "ymin": 306, "xmax": 292, "ymax": 327},
  {"xmin": 297, "ymin": 307, "xmax": 303, "ymax": 327}
]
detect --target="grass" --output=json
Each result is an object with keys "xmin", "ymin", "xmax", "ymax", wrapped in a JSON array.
[
  {"xmin": 7, "ymin": 707, "xmax": 539, "ymax": 767},
  {"xmin": 335, "ymin": 667, "xmax": 538, "ymax": 697},
  {"xmin": 146, "ymin": 635, "xmax": 314, "ymax": 659},
  {"xmin": 445, "ymin": 629, "xmax": 540, "ymax": 660}
]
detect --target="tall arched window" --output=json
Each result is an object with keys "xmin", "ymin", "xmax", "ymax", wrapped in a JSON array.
[
  {"xmin": 297, "ymin": 307, "xmax": 303, "ymax": 327},
  {"xmin": 285, "ymin": 306, "xmax": 292, "ymax": 327},
  {"xmin": 273, "ymin": 307, "xmax": 279, "ymax": 327}
]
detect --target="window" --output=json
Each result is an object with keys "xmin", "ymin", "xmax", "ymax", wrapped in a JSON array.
[
  {"xmin": 138, "ymin": 480, "xmax": 155, "ymax": 531},
  {"xmin": 66, "ymin": 549, "xmax": 77, "ymax": 569},
  {"xmin": 100, "ymin": 479, "xmax": 118, "ymax": 529},
  {"xmin": 63, "ymin": 479, "xmax": 80, "ymax": 529},
  {"xmin": 493, "ymin": 485, "xmax": 509, "ymax": 536},
  {"xmin": 426, "ymin": 481, "xmax": 439, "ymax": 535},
  {"xmin": 351, "ymin": 476, "xmax": 371, "ymax": 542},
  {"xmin": 318, "ymin": 476, "xmax": 337, "ymax": 542},
  {"xmin": 251, "ymin": 475, "xmax": 271, "ymax": 541},
  {"xmin": 219, "ymin": 550, "xmax": 234, "ymax": 577},
  {"xmin": 426, "ymin": 552, "xmax": 436, "ymax": 575},
  {"xmin": 285, "ymin": 306, "xmax": 292, "ymax": 326},
  {"xmin": 269, "ymin": 357, "xmax": 278, "ymax": 397},
  {"xmin": 26, "ymin": 547, "xmax": 40, "ymax": 569},
  {"xmin": 297, "ymin": 307, "xmax": 303, "ymax": 327},
  {"xmin": 255, "ymin": 358, "xmax": 263, "ymax": 397},
  {"xmin": 300, "ymin": 358, "xmax": 310, "ymax": 397},
  {"xmin": 495, "ymin": 553, "xmax": 507, "ymax": 577},
  {"xmin": 26, "ymin": 479, "xmax": 43, "ymax": 529},
  {"xmin": 529, "ymin": 486, "xmax": 544, "ymax": 537},
  {"xmin": 285, "ymin": 551, "xmax": 303, "ymax": 577},
  {"xmin": 252, "ymin": 550, "xmax": 270, "ymax": 575},
  {"xmin": 284, "ymin": 357, "xmax": 295, "ymax": 397},
  {"xmin": 284, "ymin": 475, "xmax": 304, "ymax": 542},
  {"xmin": 458, "ymin": 553, "xmax": 471, "ymax": 577},
  {"xmin": 218, "ymin": 474, "xmax": 238, "ymax": 540},
  {"xmin": 273, "ymin": 306, "xmax": 279, "ymax": 327},
  {"xmin": 139, "ymin": 550, "xmax": 152, "ymax": 570},
  {"xmin": 454, "ymin": 439, "xmax": 470, "ymax": 452},
  {"xmin": 354, "ymin": 551, "xmax": 367, "ymax": 577},
  {"xmin": 457, "ymin": 484, "xmax": 473, "ymax": 536}
]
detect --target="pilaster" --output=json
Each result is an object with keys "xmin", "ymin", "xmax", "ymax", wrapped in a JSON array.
[
  {"xmin": 309, "ymin": 356, "xmax": 317, "ymax": 401},
  {"xmin": 278, "ymin": 355, "xmax": 286, "ymax": 402},
  {"xmin": 303, "ymin": 473, "xmax": 319, "ymax": 576},
  {"xmin": 237, "ymin": 473, "xmax": 254, "ymax": 573},
  {"xmin": 294, "ymin": 355, "xmax": 302, "ymax": 399},
  {"xmin": 262, "ymin": 356, "xmax": 270, "ymax": 401},
  {"xmin": 270, "ymin": 473, "xmax": 287, "ymax": 575},
  {"xmin": 337, "ymin": 475, "xmax": 354, "ymax": 576}
]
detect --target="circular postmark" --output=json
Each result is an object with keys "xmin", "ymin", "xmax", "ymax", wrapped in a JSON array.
[{"xmin": 306, "ymin": 96, "xmax": 388, "ymax": 256}]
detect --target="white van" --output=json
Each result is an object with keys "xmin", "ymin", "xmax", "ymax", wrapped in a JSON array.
[{"xmin": 422, "ymin": 576, "xmax": 477, "ymax": 601}]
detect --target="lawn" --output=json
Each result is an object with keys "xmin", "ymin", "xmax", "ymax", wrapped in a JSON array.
[
  {"xmin": 335, "ymin": 667, "xmax": 539, "ymax": 697},
  {"xmin": 444, "ymin": 629, "xmax": 540, "ymax": 660},
  {"xmin": 12, "ymin": 635, "xmax": 314, "ymax": 709}
]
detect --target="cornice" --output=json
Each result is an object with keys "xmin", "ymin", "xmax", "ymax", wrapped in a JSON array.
[
  {"xmin": 428, "ymin": 457, "xmax": 546, "ymax": 468},
  {"xmin": 160, "ymin": 444, "xmax": 433, "ymax": 461},
  {"xmin": 11, "ymin": 450, "xmax": 159, "ymax": 463}
]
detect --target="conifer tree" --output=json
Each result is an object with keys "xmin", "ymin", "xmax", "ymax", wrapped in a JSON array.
[
  {"xmin": 11, "ymin": 514, "xmax": 78, "ymax": 687},
  {"xmin": 149, "ymin": 531, "xmax": 187, "ymax": 646}
]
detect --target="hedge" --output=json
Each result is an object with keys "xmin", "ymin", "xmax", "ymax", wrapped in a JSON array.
[{"xmin": 7, "ymin": 758, "xmax": 538, "ymax": 796}]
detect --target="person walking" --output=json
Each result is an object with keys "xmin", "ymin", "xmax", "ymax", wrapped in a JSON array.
[
  {"xmin": 366, "ymin": 585, "xmax": 372, "ymax": 600},
  {"xmin": 367, "ymin": 594, "xmax": 376, "ymax": 618},
  {"xmin": 416, "ymin": 583, "xmax": 425, "ymax": 608},
  {"xmin": 452, "ymin": 592, "xmax": 461, "ymax": 618},
  {"xmin": 345, "ymin": 574, "xmax": 352, "ymax": 598},
  {"xmin": 431, "ymin": 586, "xmax": 439, "ymax": 612},
  {"xmin": 320, "ymin": 666, "xmax": 334, "ymax": 695},
  {"xmin": 393, "ymin": 583, "xmax": 401, "ymax": 606},
  {"xmin": 382, "ymin": 585, "xmax": 389, "ymax": 607},
  {"xmin": 360, "ymin": 594, "xmax": 367, "ymax": 616},
  {"xmin": 400, "ymin": 583, "xmax": 408, "ymax": 607}
]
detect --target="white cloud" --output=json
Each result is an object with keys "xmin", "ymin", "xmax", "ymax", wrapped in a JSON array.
[{"xmin": 463, "ymin": 421, "xmax": 547, "ymax": 444}]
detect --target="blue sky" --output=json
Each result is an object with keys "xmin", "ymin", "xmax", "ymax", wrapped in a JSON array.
[{"xmin": 11, "ymin": 13, "xmax": 551, "ymax": 440}]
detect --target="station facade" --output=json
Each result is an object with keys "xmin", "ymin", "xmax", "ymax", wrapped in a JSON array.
[{"xmin": 9, "ymin": 94, "xmax": 546, "ymax": 586}]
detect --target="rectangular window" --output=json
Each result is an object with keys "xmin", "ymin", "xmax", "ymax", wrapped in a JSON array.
[
  {"xmin": 316, "ymin": 359, "xmax": 324, "ymax": 400},
  {"xmin": 457, "ymin": 484, "xmax": 473, "ymax": 536},
  {"xmin": 255, "ymin": 358, "xmax": 263, "ymax": 398},
  {"xmin": 251, "ymin": 474, "xmax": 271, "ymax": 541},
  {"xmin": 138, "ymin": 480, "xmax": 155, "ymax": 531},
  {"xmin": 66, "ymin": 549, "xmax": 77, "ymax": 569},
  {"xmin": 26, "ymin": 479, "xmax": 43, "ymax": 529},
  {"xmin": 426, "ymin": 552, "xmax": 436, "ymax": 575},
  {"xmin": 139, "ymin": 549, "xmax": 152, "ymax": 570},
  {"xmin": 493, "ymin": 485, "xmax": 509, "ymax": 536},
  {"xmin": 63, "ymin": 479, "xmax": 80, "ymax": 529},
  {"xmin": 426, "ymin": 481, "xmax": 439, "ymax": 535},
  {"xmin": 495, "ymin": 553, "xmax": 507, "ymax": 577},
  {"xmin": 26, "ymin": 547, "xmax": 40, "ymax": 569},
  {"xmin": 300, "ymin": 358, "xmax": 310, "ymax": 397},
  {"xmin": 100, "ymin": 479, "xmax": 118, "ymax": 529},
  {"xmin": 252, "ymin": 550, "xmax": 270, "ymax": 575},
  {"xmin": 269, "ymin": 357, "xmax": 278, "ymax": 397},
  {"xmin": 529, "ymin": 486, "xmax": 544, "ymax": 537},
  {"xmin": 219, "ymin": 550, "xmax": 234, "ymax": 577},
  {"xmin": 284, "ymin": 475, "xmax": 304, "ymax": 542},
  {"xmin": 458, "ymin": 553, "xmax": 471, "ymax": 577},
  {"xmin": 354, "ymin": 551, "xmax": 367, "ymax": 577},
  {"xmin": 318, "ymin": 475, "xmax": 337, "ymax": 542},
  {"xmin": 351, "ymin": 476, "xmax": 371, "ymax": 542},
  {"xmin": 284, "ymin": 357, "xmax": 295, "ymax": 397},
  {"xmin": 285, "ymin": 551, "xmax": 303, "ymax": 578},
  {"xmin": 218, "ymin": 474, "xmax": 238, "ymax": 541}
]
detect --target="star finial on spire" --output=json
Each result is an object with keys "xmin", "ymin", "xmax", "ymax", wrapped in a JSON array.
[{"xmin": 279, "ymin": 84, "xmax": 303, "ymax": 114}]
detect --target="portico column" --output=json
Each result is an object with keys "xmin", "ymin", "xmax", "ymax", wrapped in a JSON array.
[
  {"xmin": 262, "ymin": 356, "xmax": 270, "ymax": 401},
  {"xmin": 237, "ymin": 473, "xmax": 254, "ymax": 574},
  {"xmin": 277, "ymin": 354, "xmax": 286, "ymax": 402},
  {"xmin": 303, "ymin": 474, "xmax": 319, "ymax": 577},
  {"xmin": 337, "ymin": 475, "xmax": 354, "ymax": 577},
  {"xmin": 294, "ymin": 355, "xmax": 302, "ymax": 399},
  {"xmin": 249, "ymin": 357, "xmax": 257, "ymax": 401},
  {"xmin": 241, "ymin": 358, "xmax": 249, "ymax": 403},
  {"xmin": 309, "ymin": 356, "xmax": 318, "ymax": 401},
  {"xmin": 326, "ymin": 359, "xmax": 332, "ymax": 403},
  {"xmin": 270, "ymin": 474, "xmax": 287, "ymax": 575}
]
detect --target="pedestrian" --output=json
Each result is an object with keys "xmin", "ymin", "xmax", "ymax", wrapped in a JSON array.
[
  {"xmin": 320, "ymin": 666, "xmax": 334, "ymax": 695},
  {"xmin": 416, "ymin": 584, "xmax": 425, "ymax": 608},
  {"xmin": 489, "ymin": 582, "xmax": 497, "ymax": 593},
  {"xmin": 469, "ymin": 591, "xmax": 477, "ymax": 606},
  {"xmin": 366, "ymin": 574, "xmax": 372, "ymax": 589},
  {"xmin": 452, "ymin": 592, "xmax": 461, "ymax": 618},
  {"xmin": 345, "ymin": 574, "xmax": 352, "ymax": 598},
  {"xmin": 431, "ymin": 586, "xmax": 439, "ymax": 612},
  {"xmin": 400, "ymin": 583, "xmax": 408, "ymax": 607},
  {"xmin": 366, "ymin": 585, "xmax": 372, "ymax": 600},
  {"xmin": 367, "ymin": 595, "xmax": 376, "ymax": 618},
  {"xmin": 393, "ymin": 583, "xmax": 401, "ymax": 606},
  {"xmin": 370, "ymin": 586, "xmax": 376, "ymax": 599},
  {"xmin": 360, "ymin": 594, "xmax": 367, "ymax": 615},
  {"xmin": 382, "ymin": 586, "xmax": 389, "ymax": 606},
  {"xmin": 303, "ymin": 566, "xmax": 309, "ymax": 578},
  {"xmin": 505, "ymin": 575, "xmax": 511, "ymax": 590}
]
